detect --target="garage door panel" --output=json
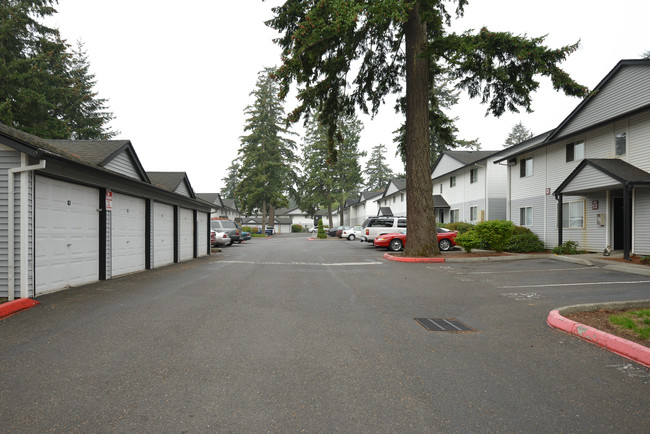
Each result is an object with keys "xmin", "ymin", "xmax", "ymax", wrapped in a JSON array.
[
  {"xmin": 112, "ymin": 193, "xmax": 146, "ymax": 276},
  {"xmin": 179, "ymin": 208, "xmax": 193, "ymax": 261},
  {"xmin": 35, "ymin": 177, "xmax": 99, "ymax": 294},
  {"xmin": 153, "ymin": 202, "xmax": 174, "ymax": 267}
]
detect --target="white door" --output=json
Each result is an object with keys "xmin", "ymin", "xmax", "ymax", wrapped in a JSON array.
[
  {"xmin": 111, "ymin": 193, "xmax": 146, "ymax": 276},
  {"xmin": 153, "ymin": 202, "xmax": 174, "ymax": 267},
  {"xmin": 35, "ymin": 177, "xmax": 99, "ymax": 295},
  {"xmin": 179, "ymin": 208, "xmax": 194, "ymax": 261},
  {"xmin": 196, "ymin": 212, "xmax": 208, "ymax": 257}
]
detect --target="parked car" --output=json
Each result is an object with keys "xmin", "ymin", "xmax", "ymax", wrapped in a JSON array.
[
  {"xmin": 241, "ymin": 231, "xmax": 252, "ymax": 241},
  {"xmin": 360, "ymin": 216, "xmax": 407, "ymax": 243},
  {"xmin": 327, "ymin": 225, "xmax": 345, "ymax": 237},
  {"xmin": 373, "ymin": 227, "xmax": 458, "ymax": 252},
  {"xmin": 210, "ymin": 219, "xmax": 241, "ymax": 245},
  {"xmin": 341, "ymin": 225, "xmax": 362, "ymax": 240},
  {"xmin": 265, "ymin": 226, "xmax": 274, "ymax": 236},
  {"xmin": 336, "ymin": 226, "xmax": 350, "ymax": 238},
  {"xmin": 211, "ymin": 230, "xmax": 232, "ymax": 247}
]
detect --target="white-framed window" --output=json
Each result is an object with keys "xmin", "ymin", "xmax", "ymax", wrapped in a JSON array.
[
  {"xmin": 566, "ymin": 140, "xmax": 585, "ymax": 162},
  {"xmin": 450, "ymin": 176, "xmax": 456, "ymax": 187},
  {"xmin": 520, "ymin": 206, "xmax": 533, "ymax": 226},
  {"xmin": 450, "ymin": 209, "xmax": 460, "ymax": 223},
  {"xmin": 470, "ymin": 168, "xmax": 478, "ymax": 183},
  {"xmin": 520, "ymin": 157, "xmax": 533, "ymax": 177},
  {"xmin": 470, "ymin": 206, "xmax": 478, "ymax": 221},
  {"xmin": 400, "ymin": 193, "xmax": 404, "ymax": 202},
  {"xmin": 439, "ymin": 183, "xmax": 442, "ymax": 194},
  {"xmin": 615, "ymin": 132, "xmax": 626, "ymax": 156},
  {"xmin": 562, "ymin": 200, "xmax": 585, "ymax": 228}
]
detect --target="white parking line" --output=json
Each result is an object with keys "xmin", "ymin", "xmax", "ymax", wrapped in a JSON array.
[
  {"xmin": 212, "ymin": 260, "xmax": 382, "ymax": 267},
  {"xmin": 499, "ymin": 280, "xmax": 650, "ymax": 289},
  {"xmin": 463, "ymin": 267, "xmax": 593, "ymax": 275}
]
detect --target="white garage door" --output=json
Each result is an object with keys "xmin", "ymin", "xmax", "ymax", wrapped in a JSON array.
[
  {"xmin": 179, "ymin": 208, "xmax": 194, "ymax": 261},
  {"xmin": 112, "ymin": 193, "xmax": 146, "ymax": 276},
  {"xmin": 153, "ymin": 202, "xmax": 174, "ymax": 267},
  {"xmin": 35, "ymin": 177, "xmax": 99, "ymax": 295},
  {"xmin": 196, "ymin": 212, "xmax": 209, "ymax": 257}
]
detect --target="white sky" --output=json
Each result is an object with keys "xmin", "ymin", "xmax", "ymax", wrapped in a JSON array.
[{"xmin": 48, "ymin": 0, "xmax": 649, "ymax": 193}]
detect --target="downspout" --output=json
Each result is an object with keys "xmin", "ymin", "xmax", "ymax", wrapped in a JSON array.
[
  {"xmin": 556, "ymin": 193, "xmax": 563, "ymax": 246},
  {"xmin": 8, "ymin": 157, "xmax": 46, "ymax": 300}
]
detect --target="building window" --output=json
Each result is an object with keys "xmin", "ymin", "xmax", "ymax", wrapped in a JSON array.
[
  {"xmin": 439, "ymin": 183, "xmax": 442, "ymax": 194},
  {"xmin": 450, "ymin": 209, "xmax": 460, "ymax": 223},
  {"xmin": 400, "ymin": 193, "xmax": 404, "ymax": 202},
  {"xmin": 392, "ymin": 196, "xmax": 396, "ymax": 203},
  {"xmin": 520, "ymin": 207, "xmax": 533, "ymax": 226},
  {"xmin": 470, "ymin": 168, "xmax": 478, "ymax": 183},
  {"xmin": 470, "ymin": 206, "xmax": 478, "ymax": 221},
  {"xmin": 450, "ymin": 176, "xmax": 456, "ymax": 187},
  {"xmin": 615, "ymin": 132, "xmax": 626, "ymax": 156},
  {"xmin": 566, "ymin": 140, "xmax": 585, "ymax": 162},
  {"xmin": 562, "ymin": 200, "xmax": 585, "ymax": 228},
  {"xmin": 436, "ymin": 209, "xmax": 444, "ymax": 224},
  {"xmin": 520, "ymin": 157, "xmax": 533, "ymax": 177}
]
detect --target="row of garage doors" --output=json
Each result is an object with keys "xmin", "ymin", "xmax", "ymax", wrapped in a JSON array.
[{"xmin": 34, "ymin": 177, "xmax": 209, "ymax": 295}]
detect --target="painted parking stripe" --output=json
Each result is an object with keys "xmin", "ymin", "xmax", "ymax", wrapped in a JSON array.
[
  {"xmin": 500, "ymin": 280, "xmax": 650, "ymax": 289},
  {"xmin": 461, "ymin": 267, "xmax": 594, "ymax": 275},
  {"xmin": 212, "ymin": 260, "xmax": 382, "ymax": 267}
]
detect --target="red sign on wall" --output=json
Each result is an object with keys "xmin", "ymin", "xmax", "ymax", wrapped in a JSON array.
[{"xmin": 106, "ymin": 191, "xmax": 113, "ymax": 210}]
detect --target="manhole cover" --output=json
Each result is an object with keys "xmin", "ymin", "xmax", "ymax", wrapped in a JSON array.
[{"xmin": 414, "ymin": 318, "xmax": 476, "ymax": 332}]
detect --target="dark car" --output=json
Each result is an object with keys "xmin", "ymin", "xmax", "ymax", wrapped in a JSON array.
[
  {"xmin": 328, "ymin": 225, "xmax": 348, "ymax": 237},
  {"xmin": 210, "ymin": 219, "xmax": 241, "ymax": 245}
]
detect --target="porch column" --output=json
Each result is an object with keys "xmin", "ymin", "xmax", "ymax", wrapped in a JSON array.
[
  {"xmin": 624, "ymin": 185, "xmax": 632, "ymax": 260},
  {"xmin": 556, "ymin": 193, "xmax": 563, "ymax": 246}
]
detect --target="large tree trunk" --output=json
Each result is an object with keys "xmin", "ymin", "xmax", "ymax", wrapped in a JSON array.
[
  {"xmin": 403, "ymin": 3, "xmax": 439, "ymax": 257},
  {"xmin": 269, "ymin": 204, "xmax": 275, "ymax": 230},
  {"xmin": 262, "ymin": 199, "xmax": 267, "ymax": 234}
]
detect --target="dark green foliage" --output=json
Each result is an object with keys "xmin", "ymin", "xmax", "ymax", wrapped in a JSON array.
[
  {"xmin": 0, "ymin": 2, "xmax": 115, "ymax": 139},
  {"xmin": 317, "ymin": 219, "xmax": 327, "ymax": 239},
  {"xmin": 640, "ymin": 256, "xmax": 650, "ymax": 265},
  {"xmin": 552, "ymin": 240, "xmax": 585, "ymax": 255},
  {"xmin": 365, "ymin": 143, "xmax": 394, "ymax": 190},
  {"xmin": 507, "ymin": 232, "xmax": 545, "ymax": 253},
  {"xmin": 241, "ymin": 226, "xmax": 252, "ymax": 233},
  {"xmin": 453, "ymin": 230, "xmax": 481, "ymax": 253},
  {"xmin": 472, "ymin": 220, "xmax": 514, "ymax": 252},
  {"xmin": 291, "ymin": 224, "xmax": 303, "ymax": 233},
  {"xmin": 220, "ymin": 160, "xmax": 241, "ymax": 199},
  {"xmin": 504, "ymin": 122, "xmax": 533, "ymax": 148}
]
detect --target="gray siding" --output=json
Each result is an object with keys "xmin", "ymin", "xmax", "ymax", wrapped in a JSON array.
[
  {"xmin": 558, "ymin": 65, "xmax": 650, "ymax": 138},
  {"xmin": 487, "ymin": 197, "xmax": 507, "ymax": 221},
  {"xmin": 0, "ymin": 148, "xmax": 22, "ymax": 298},
  {"xmin": 562, "ymin": 165, "xmax": 620, "ymax": 193},
  {"xmin": 175, "ymin": 181, "xmax": 191, "ymax": 197},
  {"xmin": 104, "ymin": 151, "xmax": 143, "ymax": 180},
  {"xmin": 634, "ymin": 188, "xmax": 650, "ymax": 255}
]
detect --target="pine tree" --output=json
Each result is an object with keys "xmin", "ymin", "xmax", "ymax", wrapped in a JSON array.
[
  {"xmin": 0, "ymin": 1, "xmax": 115, "ymax": 139},
  {"xmin": 235, "ymin": 67, "xmax": 296, "ymax": 232},
  {"xmin": 504, "ymin": 122, "xmax": 534, "ymax": 147},
  {"xmin": 220, "ymin": 159, "xmax": 241, "ymax": 199},
  {"xmin": 269, "ymin": 1, "xmax": 588, "ymax": 256},
  {"xmin": 365, "ymin": 144, "xmax": 394, "ymax": 191}
]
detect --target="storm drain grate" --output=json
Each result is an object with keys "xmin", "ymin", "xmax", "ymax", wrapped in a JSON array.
[{"xmin": 414, "ymin": 318, "xmax": 476, "ymax": 332}]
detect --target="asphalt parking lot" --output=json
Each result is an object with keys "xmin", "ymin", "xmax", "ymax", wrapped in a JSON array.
[{"xmin": 1, "ymin": 234, "xmax": 648, "ymax": 432}]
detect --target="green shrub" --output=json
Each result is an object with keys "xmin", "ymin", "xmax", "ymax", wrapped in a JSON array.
[
  {"xmin": 512, "ymin": 225, "xmax": 533, "ymax": 236},
  {"xmin": 507, "ymin": 232, "xmax": 545, "ymax": 253},
  {"xmin": 441, "ymin": 222, "xmax": 475, "ymax": 234},
  {"xmin": 640, "ymin": 256, "xmax": 650, "ymax": 265},
  {"xmin": 291, "ymin": 224, "xmax": 303, "ymax": 233},
  {"xmin": 241, "ymin": 226, "xmax": 252, "ymax": 233},
  {"xmin": 472, "ymin": 220, "xmax": 515, "ymax": 252},
  {"xmin": 454, "ymin": 230, "xmax": 482, "ymax": 253},
  {"xmin": 552, "ymin": 240, "xmax": 585, "ymax": 255},
  {"xmin": 317, "ymin": 219, "xmax": 327, "ymax": 239}
]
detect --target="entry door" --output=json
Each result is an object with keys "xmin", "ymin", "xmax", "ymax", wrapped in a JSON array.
[
  {"xmin": 35, "ymin": 177, "xmax": 99, "ymax": 294},
  {"xmin": 613, "ymin": 197, "xmax": 624, "ymax": 250},
  {"xmin": 111, "ymin": 193, "xmax": 146, "ymax": 276}
]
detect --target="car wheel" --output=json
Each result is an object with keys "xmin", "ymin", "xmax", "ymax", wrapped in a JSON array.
[
  {"xmin": 347, "ymin": 234, "xmax": 355, "ymax": 240},
  {"xmin": 228, "ymin": 241, "xmax": 234, "ymax": 246},
  {"xmin": 236, "ymin": 240, "xmax": 242, "ymax": 244},
  {"xmin": 389, "ymin": 239, "xmax": 403, "ymax": 252},
  {"xmin": 438, "ymin": 238, "xmax": 452, "ymax": 251}
]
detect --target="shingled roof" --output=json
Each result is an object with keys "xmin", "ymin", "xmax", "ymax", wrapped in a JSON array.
[{"xmin": 147, "ymin": 172, "xmax": 195, "ymax": 198}]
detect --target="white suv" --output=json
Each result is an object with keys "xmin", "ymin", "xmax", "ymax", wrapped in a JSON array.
[{"xmin": 360, "ymin": 216, "xmax": 407, "ymax": 242}]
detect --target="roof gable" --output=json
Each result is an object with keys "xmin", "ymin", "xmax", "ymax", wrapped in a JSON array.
[
  {"xmin": 555, "ymin": 159, "xmax": 650, "ymax": 195},
  {"xmin": 147, "ymin": 172, "xmax": 196, "ymax": 198},
  {"xmin": 383, "ymin": 178, "xmax": 406, "ymax": 197},
  {"xmin": 432, "ymin": 150, "xmax": 498, "ymax": 178}
]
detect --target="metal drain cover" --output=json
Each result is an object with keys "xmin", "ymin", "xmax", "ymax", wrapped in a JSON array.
[{"xmin": 415, "ymin": 318, "xmax": 476, "ymax": 332}]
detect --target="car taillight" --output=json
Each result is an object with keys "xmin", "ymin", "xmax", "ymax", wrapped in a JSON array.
[
  {"xmin": 365, "ymin": 229, "xmax": 369, "ymax": 235},
  {"xmin": 222, "ymin": 234, "xmax": 227, "ymax": 238}
]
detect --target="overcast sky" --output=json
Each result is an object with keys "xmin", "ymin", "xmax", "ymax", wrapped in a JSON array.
[{"xmin": 48, "ymin": 0, "xmax": 649, "ymax": 194}]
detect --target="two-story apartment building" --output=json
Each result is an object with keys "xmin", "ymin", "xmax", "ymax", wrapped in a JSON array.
[
  {"xmin": 493, "ymin": 59, "xmax": 650, "ymax": 258},
  {"xmin": 344, "ymin": 190, "xmax": 382, "ymax": 226},
  {"xmin": 376, "ymin": 179, "xmax": 407, "ymax": 216},
  {"xmin": 431, "ymin": 150, "xmax": 507, "ymax": 224}
]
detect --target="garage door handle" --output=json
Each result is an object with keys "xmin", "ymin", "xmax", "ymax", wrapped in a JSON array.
[{"xmin": 67, "ymin": 243, "xmax": 71, "ymax": 247}]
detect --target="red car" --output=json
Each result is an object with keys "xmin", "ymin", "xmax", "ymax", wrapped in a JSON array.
[{"xmin": 373, "ymin": 227, "xmax": 457, "ymax": 252}]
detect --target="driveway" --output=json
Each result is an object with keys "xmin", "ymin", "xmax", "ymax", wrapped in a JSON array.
[{"xmin": 1, "ymin": 235, "xmax": 648, "ymax": 432}]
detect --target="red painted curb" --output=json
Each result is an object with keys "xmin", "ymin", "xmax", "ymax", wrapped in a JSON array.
[
  {"xmin": 384, "ymin": 253, "xmax": 445, "ymax": 263},
  {"xmin": 0, "ymin": 298, "xmax": 40, "ymax": 320},
  {"xmin": 547, "ymin": 309, "xmax": 650, "ymax": 368}
]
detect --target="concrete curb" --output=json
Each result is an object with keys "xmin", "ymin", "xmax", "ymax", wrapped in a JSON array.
[
  {"xmin": 383, "ymin": 252, "xmax": 553, "ymax": 263},
  {"xmin": 547, "ymin": 300, "xmax": 650, "ymax": 368},
  {"xmin": 551, "ymin": 255, "xmax": 595, "ymax": 266},
  {"xmin": 384, "ymin": 253, "xmax": 444, "ymax": 263},
  {"xmin": 602, "ymin": 264, "xmax": 650, "ymax": 277},
  {"xmin": 0, "ymin": 298, "xmax": 40, "ymax": 320}
]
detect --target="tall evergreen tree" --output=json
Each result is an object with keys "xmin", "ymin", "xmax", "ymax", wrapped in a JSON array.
[
  {"xmin": 220, "ymin": 159, "xmax": 241, "ymax": 199},
  {"xmin": 269, "ymin": 0, "xmax": 588, "ymax": 256},
  {"xmin": 0, "ymin": 1, "xmax": 115, "ymax": 139},
  {"xmin": 503, "ymin": 121, "xmax": 533, "ymax": 147},
  {"xmin": 235, "ymin": 67, "xmax": 296, "ymax": 232},
  {"xmin": 365, "ymin": 144, "xmax": 394, "ymax": 191}
]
